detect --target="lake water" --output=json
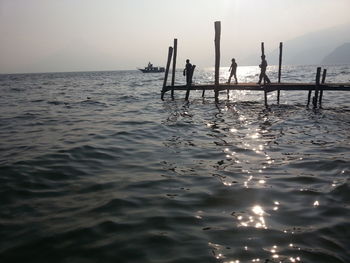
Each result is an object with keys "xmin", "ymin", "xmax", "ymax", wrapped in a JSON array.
[{"xmin": 0, "ymin": 65, "xmax": 350, "ymax": 263}]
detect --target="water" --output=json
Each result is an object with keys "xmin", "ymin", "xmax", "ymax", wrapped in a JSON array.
[{"xmin": 0, "ymin": 65, "xmax": 350, "ymax": 263}]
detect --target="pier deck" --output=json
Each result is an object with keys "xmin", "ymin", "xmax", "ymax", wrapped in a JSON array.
[
  {"xmin": 162, "ymin": 82, "xmax": 350, "ymax": 92},
  {"xmin": 161, "ymin": 82, "xmax": 350, "ymax": 107},
  {"xmin": 160, "ymin": 21, "xmax": 350, "ymax": 108}
]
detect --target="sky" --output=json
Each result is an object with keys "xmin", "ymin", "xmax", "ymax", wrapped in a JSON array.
[{"xmin": 0, "ymin": 0, "xmax": 350, "ymax": 73}]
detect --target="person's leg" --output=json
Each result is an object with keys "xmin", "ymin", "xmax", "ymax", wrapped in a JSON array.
[
  {"xmin": 234, "ymin": 73, "xmax": 238, "ymax": 84},
  {"xmin": 258, "ymin": 72, "xmax": 263, "ymax": 84}
]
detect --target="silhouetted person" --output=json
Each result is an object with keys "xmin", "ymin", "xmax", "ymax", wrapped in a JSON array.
[
  {"xmin": 228, "ymin": 58, "xmax": 238, "ymax": 84},
  {"xmin": 257, "ymin": 55, "xmax": 271, "ymax": 85},
  {"xmin": 183, "ymin": 59, "xmax": 194, "ymax": 86}
]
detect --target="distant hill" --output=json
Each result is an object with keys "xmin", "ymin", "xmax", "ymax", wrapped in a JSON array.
[
  {"xmin": 321, "ymin": 43, "xmax": 350, "ymax": 65},
  {"xmin": 242, "ymin": 23, "xmax": 350, "ymax": 66}
]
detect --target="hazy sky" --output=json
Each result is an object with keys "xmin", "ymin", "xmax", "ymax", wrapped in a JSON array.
[{"xmin": 1, "ymin": 0, "xmax": 350, "ymax": 73}]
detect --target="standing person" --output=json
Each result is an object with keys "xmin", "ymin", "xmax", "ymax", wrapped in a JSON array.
[
  {"xmin": 183, "ymin": 59, "xmax": 193, "ymax": 86},
  {"xmin": 257, "ymin": 55, "xmax": 271, "ymax": 85},
  {"xmin": 228, "ymin": 58, "xmax": 238, "ymax": 84}
]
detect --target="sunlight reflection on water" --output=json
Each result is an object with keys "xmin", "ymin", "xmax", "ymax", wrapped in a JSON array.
[{"xmin": 1, "ymin": 67, "xmax": 349, "ymax": 263}]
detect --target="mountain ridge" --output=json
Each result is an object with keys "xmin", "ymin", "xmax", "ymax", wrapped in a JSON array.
[
  {"xmin": 322, "ymin": 43, "xmax": 350, "ymax": 65},
  {"xmin": 242, "ymin": 23, "xmax": 350, "ymax": 66}
]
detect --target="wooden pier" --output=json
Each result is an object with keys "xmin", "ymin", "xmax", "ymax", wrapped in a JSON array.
[{"xmin": 160, "ymin": 21, "xmax": 350, "ymax": 108}]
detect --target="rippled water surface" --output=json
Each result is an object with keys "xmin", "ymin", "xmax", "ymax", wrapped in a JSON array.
[{"xmin": 0, "ymin": 66, "xmax": 350, "ymax": 263}]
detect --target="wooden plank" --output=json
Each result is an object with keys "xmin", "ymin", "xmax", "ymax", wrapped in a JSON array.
[{"xmin": 162, "ymin": 83, "xmax": 350, "ymax": 92}]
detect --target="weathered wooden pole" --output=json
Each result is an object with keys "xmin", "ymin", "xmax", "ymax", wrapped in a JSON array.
[
  {"xmin": 307, "ymin": 68, "xmax": 317, "ymax": 107},
  {"xmin": 214, "ymin": 21, "xmax": 221, "ymax": 103},
  {"xmin": 261, "ymin": 42, "xmax": 268, "ymax": 106},
  {"xmin": 319, "ymin": 69, "xmax": 327, "ymax": 108},
  {"xmin": 171, "ymin": 39, "xmax": 177, "ymax": 100},
  {"xmin": 261, "ymin": 42, "xmax": 265, "ymax": 56},
  {"xmin": 161, "ymin": 46, "xmax": 173, "ymax": 100},
  {"xmin": 277, "ymin": 42, "xmax": 283, "ymax": 104},
  {"xmin": 278, "ymin": 42, "xmax": 283, "ymax": 83},
  {"xmin": 312, "ymin": 67, "xmax": 322, "ymax": 108},
  {"xmin": 307, "ymin": 87, "xmax": 312, "ymax": 107}
]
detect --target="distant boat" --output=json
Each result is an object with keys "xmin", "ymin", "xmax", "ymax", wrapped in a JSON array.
[{"xmin": 138, "ymin": 62, "xmax": 165, "ymax": 73}]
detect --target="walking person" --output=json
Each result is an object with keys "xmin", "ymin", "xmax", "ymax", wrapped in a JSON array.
[
  {"xmin": 257, "ymin": 55, "xmax": 271, "ymax": 85},
  {"xmin": 227, "ymin": 58, "xmax": 238, "ymax": 84}
]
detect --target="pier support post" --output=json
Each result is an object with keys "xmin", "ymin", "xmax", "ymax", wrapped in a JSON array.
[
  {"xmin": 214, "ymin": 21, "xmax": 221, "ymax": 103},
  {"xmin": 161, "ymin": 46, "xmax": 173, "ymax": 100},
  {"xmin": 319, "ymin": 69, "xmax": 327, "ymax": 108},
  {"xmin": 277, "ymin": 42, "xmax": 283, "ymax": 104},
  {"xmin": 307, "ymin": 88, "xmax": 312, "ymax": 108},
  {"xmin": 171, "ymin": 39, "xmax": 177, "ymax": 100},
  {"xmin": 307, "ymin": 67, "xmax": 318, "ymax": 107},
  {"xmin": 312, "ymin": 67, "xmax": 321, "ymax": 108},
  {"xmin": 261, "ymin": 42, "xmax": 268, "ymax": 107}
]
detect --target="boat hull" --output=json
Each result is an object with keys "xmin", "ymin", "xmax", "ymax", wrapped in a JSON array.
[{"xmin": 138, "ymin": 68, "xmax": 165, "ymax": 73}]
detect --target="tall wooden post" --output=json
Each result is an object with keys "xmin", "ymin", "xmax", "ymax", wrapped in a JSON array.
[
  {"xmin": 307, "ymin": 87, "xmax": 312, "ymax": 107},
  {"xmin": 161, "ymin": 46, "xmax": 173, "ymax": 100},
  {"xmin": 307, "ymin": 67, "xmax": 317, "ymax": 107},
  {"xmin": 319, "ymin": 69, "xmax": 327, "ymax": 108},
  {"xmin": 171, "ymin": 39, "xmax": 177, "ymax": 100},
  {"xmin": 278, "ymin": 42, "xmax": 283, "ymax": 83},
  {"xmin": 214, "ymin": 21, "xmax": 221, "ymax": 103},
  {"xmin": 312, "ymin": 67, "xmax": 322, "ymax": 108},
  {"xmin": 261, "ymin": 42, "xmax": 268, "ymax": 106},
  {"xmin": 277, "ymin": 42, "xmax": 283, "ymax": 104}
]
